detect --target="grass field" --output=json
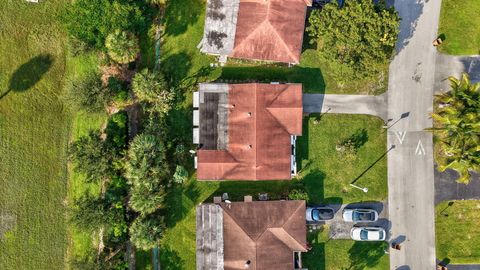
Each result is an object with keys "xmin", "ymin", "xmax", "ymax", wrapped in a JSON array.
[
  {"xmin": 161, "ymin": 0, "xmax": 387, "ymax": 95},
  {"xmin": 0, "ymin": 1, "xmax": 70, "ymax": 269},
  {"xmin": 438, "ymin": 0, "xmax": 480, "ymax": 55},
  {"xmin": 436, "ymin": 200, "xmax": 480, "ymax": 264},
  {"xmin": 160, "ymin": 114, "xmax": 388, "ymax": 269}
]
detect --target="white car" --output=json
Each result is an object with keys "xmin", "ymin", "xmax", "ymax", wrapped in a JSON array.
[
  {"xmin": 342, "ymin": 209, "xmax": 378, "ymax": 223},
  {"xmin": 350, "ymin": 227, "xmax": 386, "ymax": 241},
  {"xmin": 306, "ymin": 206, "xmax": 334, "ymax": 222}
]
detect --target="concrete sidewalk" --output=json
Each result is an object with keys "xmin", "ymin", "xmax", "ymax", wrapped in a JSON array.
[{"xmin": 302, "ymin": 93, "xmax": 388, "ymax": 120}]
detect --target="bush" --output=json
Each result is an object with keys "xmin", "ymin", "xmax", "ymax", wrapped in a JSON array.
[
  {"xmin": 288, "ymin": 189, "xmax": 309, "ymax": 201},
  {"xmin": 105, "ymin": 30, "xmax": 139, "ymax": 64},
  {"xmin": 173, "ymin": 165, "xmax": 188, "ymax": 184},
  {"xmin": 65, "ymin": 73, "xmax": 109, "ymax": 112},
  {"xmin": 62, "ymin": 0, "xmax": 146, "ymax": 49},
  {"xmin": 105, "ymin": 111, "xmax": 128, "ymax": 151},
  {"xmin": 108, "ymin": 76, "xmax": 129, "ymax": 103}
]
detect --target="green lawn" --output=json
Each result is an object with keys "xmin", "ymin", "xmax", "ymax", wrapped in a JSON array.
[
  {"xmin": 305, "ymin": 229, "xmax": 389, "ymax": 270},
  {"xmin": 160, "ymin": 114, "xmax": 388, "ymax": 269},
  {"xmin": 436, "ymin": 200, "xmax": 480, "ymax": 264},
  {"xmin": 438, "ymin": 0, "xmax": 480, "ymax": 55},
  {"xmin": 161, "ymin": 0, "xmax": 387, "ymax": 95},
  {"xmin": 0, "ymin": 1, "xmax": 70, "ymax": 269}
]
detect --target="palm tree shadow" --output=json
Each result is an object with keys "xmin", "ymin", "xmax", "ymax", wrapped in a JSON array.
[{"xmin": 0, "ymin": 54, "xmax": 54, "ymax": 100}]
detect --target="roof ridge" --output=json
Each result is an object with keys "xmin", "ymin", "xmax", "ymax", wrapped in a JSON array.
[
  {"xmin": 266, "ymin": 21, "xmax": 298, "ymax": 63},
  {"xmin": 221, "ymin": 205, "xmax": 256, "ymax": 242},
  {"xmin": 254, "ymin": 83, "xmax": 258, "ymax": 179},
  {"xmin": 267, "ymin": 227, "xmax": 306, "ymax": 251},
  {"xmin": 281, "ymin": 201, "xmax": 307, "ymax": 250}
]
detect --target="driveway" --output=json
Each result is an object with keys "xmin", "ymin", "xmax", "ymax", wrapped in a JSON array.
[
  {"xmin": 308, "ymin": 202, "xmax": 390, "ymax": 240},
  {"xmin": 434, "ymin": 54, "xmax": 480, "ymax": 92},
  {"xmin": 302, "ymin": 93, "xmax": 387, "ymax": 120},
  {"xmin": 435, "ymin": 168, "xmax": 480, "ymax": 205},
  {"xmin": 386, "ymin": 0, "xmax": 441, "ymax": 269}
]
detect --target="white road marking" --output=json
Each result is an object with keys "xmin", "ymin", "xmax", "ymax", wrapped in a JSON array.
[
  {"xmin": 415, "ymin": 140, "xmax": 426, "ymax": 155},
  {"xmin": 395, "ymin": 131, "xmax": 407, "ymax": 144}
]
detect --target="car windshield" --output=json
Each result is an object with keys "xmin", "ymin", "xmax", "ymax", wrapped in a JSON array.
[
  {"xmin": 378, "ymin": 231, "xmax": 384, "ymax": 240},
  {"xmin": 354, "ymin": 211, "xmax": 372, "ymax": 221},
  {"xmin": 360, "ymin": 230, "xmax": 369, "ymax": 240},
  {"xmin": 312, "ymin": 209, "xmax": 332, "ymax": 220}
]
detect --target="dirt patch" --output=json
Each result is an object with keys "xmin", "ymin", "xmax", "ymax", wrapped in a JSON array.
[{"xmin": 101, "ymin": 65, "xmax": 135, "ymax": 86}]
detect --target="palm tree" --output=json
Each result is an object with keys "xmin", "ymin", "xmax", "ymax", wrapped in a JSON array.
[
  {"xmin": 429, "ymin": 73, "xmax": 480, "ymax": 183},
  {"xmin": 105, "ymin": 30, "xmax": 139, "ymax": 64}
]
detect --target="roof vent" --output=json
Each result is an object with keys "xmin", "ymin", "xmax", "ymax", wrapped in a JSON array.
[
  {"xmin": 247, "ymin": 112, "xmax": 252, "ymax": 117},
  {"xmin": 248, "ymin": 144, "xmax": 252, "ymax": 149},
  {"xmin": 245, "ymin": 260, "xmax": 251, "ymax": 268}
]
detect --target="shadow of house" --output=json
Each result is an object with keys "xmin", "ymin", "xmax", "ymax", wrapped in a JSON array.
[
  {"xmin": 394, "ymin": 0, "xmax": 425, "ymax": 53},
  {"xmin": 1, "ymin": 54, "xmax": 54, "ymax": 100},
  {"xmin": 219, "ymin": 66, "xmax": 325, "ymax": 93}
]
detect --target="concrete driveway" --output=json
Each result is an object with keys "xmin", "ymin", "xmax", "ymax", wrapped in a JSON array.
[
  {"xmin": 308, "ymin": 202, "xmax": 390, "ymax": 240},
  {"xmin": 435, "ymin": 168, "xmax": 480, "ymax": 205},
  {"xmin": 302, "ymin": 93, "xmax": 388, "ymax": 121},
  {"xmin": 434, "ymin": 54, "xmax": 480, "ymax": 92}
]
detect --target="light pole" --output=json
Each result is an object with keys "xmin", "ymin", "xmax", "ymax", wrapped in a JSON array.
[{"xmin": 350, "ymin": 183, "xmax": 368, "ymax": 193}]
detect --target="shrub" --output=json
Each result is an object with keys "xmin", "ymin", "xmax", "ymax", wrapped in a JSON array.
[
  {"xmin": 173, "ymin": 165, "xmax": 189, "ymax": 184},
  {"xmin": 62, "ymin": 0, "xmax": 146, "ymax": 49},
  {"xmin": 288, "ymin": 189, "xmax": 309, "ymax": 201},
  {"xmin": 105, "ymin": 111, "xmax": 128, "ymax": 151},
  {"xmin": 307, "ymin": 0, "xmax": 399, "ymax": 81},
  {"xmin": 108, "ymin": 76, "xmax": 129, "ymax": 103},
  {"xmin": 65, "ymin": 73, "xmax": 109, "ymax": 112}
]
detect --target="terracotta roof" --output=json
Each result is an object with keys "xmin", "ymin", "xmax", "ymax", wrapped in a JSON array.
[
  {"xmin": 221, "ymin": 200, "xmax": 307, "ymax": 270},
  {"xmin": 197, "ymin": 83, "xmax": 303, "ymax": 180},
  {"xmin": 230, "ymin": 0, "xmax": 309, "ymax": 63}
]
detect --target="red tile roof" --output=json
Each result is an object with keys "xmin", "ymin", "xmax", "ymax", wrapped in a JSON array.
[
  {"xmin": 197, "ymin": 83, "xmax": 303, "ymax": 180},
  {"xmin": 221, "ymin": 200, "xmax": 307, "ymax": 270},
  {"xmin": 230, "ymin": 0, "xmax": 310, "ymax": 63}
]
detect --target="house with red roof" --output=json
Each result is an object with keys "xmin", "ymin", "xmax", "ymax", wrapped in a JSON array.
[
  {"xmin": 192, "ymin": 83, "xmax": 303, "ymax": 181},
  {"xmin": 198, "ymin": 0, "xmax": 312, "ymax": 64}
]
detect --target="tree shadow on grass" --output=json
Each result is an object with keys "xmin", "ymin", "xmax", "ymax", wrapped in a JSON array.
[
  {"xmin": 163, "ymin": 0, "xmax": 203, "ymax": 36},
  {"xmin": 1, "ymin": 54, "xmax": 54, "ymax": 100},
  {"xmin": 159, "ymin": 247, "xmax": 185, "ymax": 270},
  {"xmin": 161, "ymin": 52, "xmax": 193, "ymax": 86},
  {"xmin": 346, "ymin": 241, "xmax": 388, "ymax": 270},
  {"xmin": 219, "ymin": 66, "xmax": 325, "ymax": 93},
  {"xmin": 164, "ymin": 180, "xmax": 200, "ymax": 228}
]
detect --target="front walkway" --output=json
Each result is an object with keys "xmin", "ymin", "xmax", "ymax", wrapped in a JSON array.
[{"xmin": 302, "ymin": 93, "xmax": 387, "ymax": 121}]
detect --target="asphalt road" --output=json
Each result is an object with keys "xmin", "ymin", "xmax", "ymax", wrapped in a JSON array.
[{"xmin": 386, "ymin": 0, "xmax": 442, "ymax": 269}]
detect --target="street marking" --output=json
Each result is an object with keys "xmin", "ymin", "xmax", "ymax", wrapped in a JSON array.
[
  {"xmin": 415, "ymin": 140, "xmax": 426, "ymax": 155},
  {"xmin": 395, "ymin": 131, "xmax": 406, "ymax": 144}
]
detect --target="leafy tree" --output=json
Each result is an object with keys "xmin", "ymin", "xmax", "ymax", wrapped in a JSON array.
[
  {"xmin": 70, "ymin": 131, "xmax": 112, "ymax": 183},
  {"xmin": 307, "ymin": 0, "xmax": 399, "ymax": 81},
  {"xmin": 129, "ymin": 214, "xmax": 165, "ymax": 250},
  {"xmin": 105, "ymin": 30, "xmax": 139, "ymax": 64},
  {"xmin": 69, "ymin": 195, "xmax": 122, "ymax": 233},
  {"xmin": 65, "ymin": 73, "xmax": 109, "ymax": 112},
  {"xmin": 173, "ymin": 165, "xmax": 188, "ymax": 184},
  {"xmin": 430, "ymin": 73, "xmax": 480, "ymax": 183},
  {"xmin": 131, "ymin": 69, "xmax": 174, "ymax": 114},
  {"xmin": 62, "ymin": 0, "xmax": 145, "ymax": 48}
]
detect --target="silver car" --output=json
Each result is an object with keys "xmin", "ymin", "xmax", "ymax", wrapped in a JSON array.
[
  {"xmin": 343, "ymin": 208, "xmax": 378, "ymax": 223},
  {"xmin": 350, "ymin": 227, "xmax": 386, "ymax": 241},
  {"xmin": 306, "ymin": 206, "xmax": 334, "ymax": 222}
]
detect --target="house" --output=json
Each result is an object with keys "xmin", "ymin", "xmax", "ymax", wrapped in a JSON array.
[
  {"xmin": 196, "ymin": 199, "xmax": 308, "ymax": 270},
  {"xmin": 192, "ymin": 83, "xmax": 303, "ymax": 181},
  {"xmin": 198, "ymin": 0, "xmax": 312, "ymax": 64}
]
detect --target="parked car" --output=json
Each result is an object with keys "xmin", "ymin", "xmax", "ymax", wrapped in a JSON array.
[
  {"xmin": 342, "ymin": 208, "xmax": 378, "ymax": 223},
  {"xmin": 350, "ymin": 227, "xmax": 386, "ymax": 241},
  {"xmin": 306, "ymin": 206, "xmax": 334, "ymax": 222}
]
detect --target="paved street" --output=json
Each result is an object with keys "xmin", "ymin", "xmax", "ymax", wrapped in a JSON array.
[
  {"xmin": 302, "ymin": 93, "xmax": 387, "ymax": 120},
  {"xmin": 386, "ymin": 0, "xmax": 441, "ymax": 269}
]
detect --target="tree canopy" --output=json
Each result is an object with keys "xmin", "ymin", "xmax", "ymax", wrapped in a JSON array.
[
  {"xmin": 307, "ymin": 0, "xmax": 399, "ymax": 81},
  {"xmin": 105, "ymin": 30, "xmax": 139, "ymax": 64},
  {"xmin": 129, "ymin": 214, "xmax": 165, "ymax": 250},
  {"xmin": 431, "ymin": 73, "xmax": 480, "ymax": 183}
]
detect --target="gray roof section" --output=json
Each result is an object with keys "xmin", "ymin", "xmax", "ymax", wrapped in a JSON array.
[
  {"xmin": 198, "ymin": 0, "xmax": 240, "ymax": 56},
  {"xmin": 196, "ymin": 204, "xmax": 224, "ymax": 270},
  {"xmin": 198, "ymin": 83, "xmax": 229, "ymax": 150}
]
